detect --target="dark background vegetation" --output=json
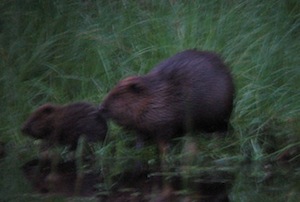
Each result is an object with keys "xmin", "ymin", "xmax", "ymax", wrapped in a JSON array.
[{"xmin": 0, "ymin": 0, "xmax": 299, "ymax": 201}]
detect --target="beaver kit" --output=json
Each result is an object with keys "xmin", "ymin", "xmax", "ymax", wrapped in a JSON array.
[
  {"xmin": 99, "ymin": 50, "xmax": 235, "ymax": 153},
  {"xmin": 21, "ymin": 102, "xmax": 107, "ymax": 150}
]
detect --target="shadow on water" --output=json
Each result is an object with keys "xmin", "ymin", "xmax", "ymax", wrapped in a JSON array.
[{"xmin": 21, "ymin": 157, "xmax": 299, "ymax": 201}]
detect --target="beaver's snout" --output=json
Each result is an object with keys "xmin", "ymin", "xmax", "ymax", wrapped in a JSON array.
[{"xmin": 98, "ymin": 104, "xmax": 109, "ymax": 119}]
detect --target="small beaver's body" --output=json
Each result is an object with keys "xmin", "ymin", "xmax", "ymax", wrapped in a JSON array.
[
  {"xmin": 99, "ymin": 50, "xmax": 234, "ymax": 152},
  {"xmin": 22, "ymin": 102, "xmax": 107, "ymax": 150}
]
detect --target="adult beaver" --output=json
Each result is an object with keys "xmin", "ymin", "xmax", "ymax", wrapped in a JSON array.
[
  {"xmin": 99, "ymin": 50, "xmax": 234, "ymax": 153},
  {"xmin": 22, "ymin": 102, "xmax": 107, "ymax": 150}
]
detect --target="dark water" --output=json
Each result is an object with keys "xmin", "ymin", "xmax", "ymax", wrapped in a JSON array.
[{"xmin": 21, "ymin": 158, "xmax": 300, "ymax": 201}]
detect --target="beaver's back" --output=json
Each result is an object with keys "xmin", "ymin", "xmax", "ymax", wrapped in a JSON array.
[
  {"xmin": 147, "ymin": 50, "xmax": 234, "ymax": 133},
  {"xmin": 57, "ymin": 102, "xmax": 107, "ymax": 146}
]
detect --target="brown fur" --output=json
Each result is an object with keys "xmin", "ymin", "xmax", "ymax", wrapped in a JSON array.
[
  {"xmin": 22, "ymin": 102, "xmax": 107, "ymax": 150},
  {"xmin": 99, "ymin": 50, "xmax": 234, "ymax": 150}
]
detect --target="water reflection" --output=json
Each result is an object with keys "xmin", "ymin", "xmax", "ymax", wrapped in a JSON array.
[
  {"xmin": 21, "ymin": 158, "xmax": 101, "ymax": 196},
  {"xmin": 21, "ymin": 157, "xmax": 299, "ymax": 201}
]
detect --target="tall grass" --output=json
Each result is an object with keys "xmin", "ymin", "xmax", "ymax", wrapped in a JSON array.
[{"xmin": 0, "ymin": 0, "xmax": 299, "ymax": 200}]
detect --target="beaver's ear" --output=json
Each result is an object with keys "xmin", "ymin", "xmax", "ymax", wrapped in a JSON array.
[
  {"xmin": 39, "ymin": 103, "xmax": 56, "ymax": 114},
  {"xmin": 122, "ymin": 76, "xmax": 146, "ymax": 94},
  {"xmin": 129, "ymin": 80, "xmax": 145, "ymax": 94}
]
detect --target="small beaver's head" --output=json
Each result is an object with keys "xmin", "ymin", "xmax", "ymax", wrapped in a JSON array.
[{"xmin": 21, "ymin": 104, "xmax": 57, "ymax": 139}]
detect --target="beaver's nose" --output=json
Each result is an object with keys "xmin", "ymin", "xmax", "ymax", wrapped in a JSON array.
[
  {"xmin": 98, "ymin": 104, "xmax": 109, "ymax": 117},
  {"xmin": 98, "ymin": 104, "xmax": 105, "ymax": 113}
]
